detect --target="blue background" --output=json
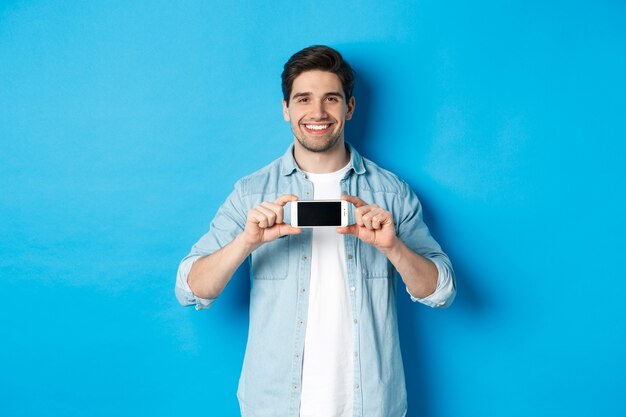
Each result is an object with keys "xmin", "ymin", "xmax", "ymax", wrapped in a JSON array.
[{"xmin": 1, "ymin": 1, "xmax": 625, "ymax": 416}]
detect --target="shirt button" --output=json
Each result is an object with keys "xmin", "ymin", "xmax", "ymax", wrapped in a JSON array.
[
  {"xmin": 350, "ymin": 286, "xmax": 356, "ymax": 292},
  {"xmin": 302, "ymin": 256, "xmax": 307, "ymax": 261},
  {"xmin": 299, "ymin": 320, "xmax": 304, "ymax": 325},
  {"xmin": 347, "ymin": 255, "xmax": 353, "ymax": 260},
  {"xmin": 355, "ymin": 384, "xmax": 360, "ymax": 390},
  {"xmin": 301, "ymin": 288, "xmax": 306, "ymax": 293},
  {"xmin": 293, "ymin": 384, "xmax": 298, "ymax": 390},
  {"xmin": 353, "ymin": 319, "xmax": 358, "ymax": 324}
]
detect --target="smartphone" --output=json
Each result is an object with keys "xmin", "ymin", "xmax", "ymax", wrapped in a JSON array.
[{"xmin": 290, "ymin": 200, "xmax": 349, "ymax": 227}]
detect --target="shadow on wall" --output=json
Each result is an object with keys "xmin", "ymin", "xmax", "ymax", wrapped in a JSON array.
[
  {"xmin": 223, "ymin": 261, "xmax": 252, "ymax": 321},
  {"xmin": 398, "ymin": 189, "xmax": 489, "ymax": 417},
  {"xmin": 348, "ymin": 47, "xmax": 490, "ymax": 416},
  {"xmin": 346, "ymin": 63, "xmax": 372, "ymax": 154}
]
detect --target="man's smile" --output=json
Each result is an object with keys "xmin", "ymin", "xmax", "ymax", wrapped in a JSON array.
[{"xmin": 302, "ymin": 123, "xmax": 333, "ymax": 134}]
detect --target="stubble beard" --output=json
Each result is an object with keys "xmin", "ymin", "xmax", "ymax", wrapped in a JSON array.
[{"xmin": 293, "ymin": 127, "xmax": 343, "ymax": 154}]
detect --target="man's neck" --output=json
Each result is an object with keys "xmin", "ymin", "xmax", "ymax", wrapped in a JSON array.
[{"xmin": 293, "ymin": 139, "xmax": 350, "ymax": 173}]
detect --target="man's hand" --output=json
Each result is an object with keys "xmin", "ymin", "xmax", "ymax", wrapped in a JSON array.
[
  {"xmin": 188, "ymin": 194, "xmax": 300, "ymax": 300},
  {"xmin": 243, "ymin": 194, "xmax": 301, "ymax": 248},
  {"xmin": 336, "ymin": 195, "xmax": 398, "ymax": 251}
]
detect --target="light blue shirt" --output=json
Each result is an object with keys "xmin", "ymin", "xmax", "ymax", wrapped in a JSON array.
[{"xmin": 176, "ymin": 143, "xmax": 456, "ymax": 417}]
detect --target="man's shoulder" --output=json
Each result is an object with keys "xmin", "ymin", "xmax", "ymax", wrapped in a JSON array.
[
  {"xmin": 360, "ymin": 154, "xmax": 411, "ymax": 196},
  {"xmin": 233, "ymin": 154, "xmax": 285, "ymax": 195}
]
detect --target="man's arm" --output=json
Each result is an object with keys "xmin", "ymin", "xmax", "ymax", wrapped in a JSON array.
[
  {"xmin": 380, "ymin": 239, "xmax": 438, "ymax": 298},
  {"xmin": 187, "ymin": 233, "xmax": 257, "ymax": 300},
  {"xmin": 186, "ymin": 194, "xmax": 301, "ymax": 300},
  {"xmin": 337, "ymin": 193, "xmax": 455, "ymax": 306}
]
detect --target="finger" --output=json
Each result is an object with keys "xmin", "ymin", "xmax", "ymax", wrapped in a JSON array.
[
  {"xmin": 276, "ymin": 224, "xmax": 301, "ymax": 237},
  {"xmin": 341, "ymin": 194, "xmax": 367, "ymax": 208},
  {"xmin": 372, "ymin": 213, "xmax": 391, "ymax": 230},
  {"xmin": 355, "ymin": 208, "xmax": 363, "ymax": 226},
  {"xmin": 371, "ymin": 214, "xmax": 381, "ymax": 230},
  {"xmin": 364, "ymin": 207, "xmax": 385, "ymax": 230},
  {"xmin": 377, "ymin": 210, "xmax": 393, "ymax": 226},
  {"xmin": 261, "ymin": 201, "xmax": 285, "ymax": 224},
  {"xmin": 256, "ymin": 205, "xmax": 277, "ymax": 227},
  {"xmin": 249, "ymin": 208, "xmax": 269, "ymax": 228},
  {"xmin": 361, "ymin": 210, "xmax": 374, "ymax": 230},
  {"xmin": 261, "ymin": 201, "xmax": 283, "ymax": 223},
  {"xmin": 274, "ymin": 194, "xmax": 299, "ymax": 206},
  {"xmin": 355, "ymin": 205, "xmax": 375, "ymax": 227},
  {"xmin": 369, "ymin": 208, "xmax": 387, "ymax": 230},
  {"xmin": 336, "ymin": 225, "xmax": 358, "ymax": 236}
]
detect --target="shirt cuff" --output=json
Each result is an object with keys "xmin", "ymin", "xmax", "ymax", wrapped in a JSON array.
[
  {"xmin": 406, "ymin": 256, "xmax": 456, "ymax": 308},
  {"xmin": 175, "ymin": 255, "xmax": 216, "ymax": 311}
]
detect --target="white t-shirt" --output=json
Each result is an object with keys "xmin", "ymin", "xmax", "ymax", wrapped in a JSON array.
[{"xmin": 299, "ymin": 164, "xmax": 354, "ymax": 417}]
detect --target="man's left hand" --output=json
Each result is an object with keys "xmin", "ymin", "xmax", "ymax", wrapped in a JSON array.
[{"xmin": 336, "ymin": 195, "xmax": 398, "ymax": 252}]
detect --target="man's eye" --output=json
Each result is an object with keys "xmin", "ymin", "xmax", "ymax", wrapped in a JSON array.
[
  {"xmin": 326, "ymin": 97, "xmax": 339, "ymax": 102},
  {"xmin": 297, "ymin": 98, "xmax": 309, "ymax": 103}
]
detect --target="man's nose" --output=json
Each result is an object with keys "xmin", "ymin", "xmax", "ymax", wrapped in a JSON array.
[{"xmin": 310, "ymin": 100, "xmax": 328, "ymax": 119}]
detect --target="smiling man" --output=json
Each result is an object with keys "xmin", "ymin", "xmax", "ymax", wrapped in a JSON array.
[
  {"xmin": 285, "ymin": 69, "xmax": 353, "ymax": 155},
  {"xmin": 175, "ymin": 45, "xmax": 456, "ymax": 417}
]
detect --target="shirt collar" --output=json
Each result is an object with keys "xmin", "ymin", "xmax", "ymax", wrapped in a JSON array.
[{"xmin": 279, "ymin": 142, "xmax": 366, "ymax": 176}]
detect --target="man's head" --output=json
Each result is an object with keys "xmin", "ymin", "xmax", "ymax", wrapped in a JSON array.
[{"xmin": 282, "ymin": 46, "xmax": 356, "ymax": 154}]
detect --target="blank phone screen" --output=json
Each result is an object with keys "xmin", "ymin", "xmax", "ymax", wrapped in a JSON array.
[{"xmin": 298, "ymin": 202, "xmax": 342, "ymax": 226}]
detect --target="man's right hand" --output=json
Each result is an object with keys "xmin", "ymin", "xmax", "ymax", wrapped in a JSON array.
[{"xmin": 242, "ymin": 194, "xmax": 301, "ymax": 248}]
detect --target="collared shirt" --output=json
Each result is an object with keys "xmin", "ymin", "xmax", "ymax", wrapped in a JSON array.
[{"xmin": 175, "ymin": 143, "xmax": 456, "ymax": 417}]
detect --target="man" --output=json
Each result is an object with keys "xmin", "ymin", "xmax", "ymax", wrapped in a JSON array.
[{"xmin": 176, "ymin": 45, "xmax": 456, "ymax": 417}]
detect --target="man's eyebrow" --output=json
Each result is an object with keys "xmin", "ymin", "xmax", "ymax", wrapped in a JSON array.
[
  {"xmin": 324, "ymin": 92, "xmax": 344, "ymax": 99},
  {"xmin": 291, "ymin": 92, "xmax": 311, "ymax": 99},
  {"xmin": 291, "ymin": 91, "xmax": 345, "ymax": 99}
]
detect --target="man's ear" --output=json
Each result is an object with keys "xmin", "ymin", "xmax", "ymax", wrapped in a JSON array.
[
  {"xmin": 282, "ymin": 99, "xmax": 290, "ymax": 121},
  {"xmin": 345, "ymin": 96, "xmax": 356, "ymax": 120}
]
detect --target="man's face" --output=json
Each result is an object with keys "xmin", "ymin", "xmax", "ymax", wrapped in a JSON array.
[{"xmin": 283, "ymin": 70, "xmax": 355, "ymax": 153}]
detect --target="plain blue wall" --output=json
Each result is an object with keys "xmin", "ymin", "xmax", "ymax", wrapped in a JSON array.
[{"xmin": 1, "ymin": 1, "xmax": 625, "ymax": 416}]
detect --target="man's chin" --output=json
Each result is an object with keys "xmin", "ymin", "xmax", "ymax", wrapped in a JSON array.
[
  {"xmin": 301, "ymin": 143, "xmax": 336, "ymax": 153},
  {"xmin": 296, "ymin": 135, "xmax": 341, "ymax": 153}
]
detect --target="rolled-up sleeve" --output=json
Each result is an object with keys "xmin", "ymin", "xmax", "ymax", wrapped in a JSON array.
[
  {"xmin": 396, "ymin": 181, "xmax": 456, "ymax": 308},
  {"xmin": 175, "ymin": 254, "xmax": 216, "ymax": 310},
  {"xmin": 175, "ymin": 181, "xmax": 247, "ymax": 310},
  {"xmin": 406, "ymin": 254, "xmax": 456, "ymax": 308}
]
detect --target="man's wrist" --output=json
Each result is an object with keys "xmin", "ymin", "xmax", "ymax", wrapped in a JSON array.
[
  {"xmin": 237, "ymin": 233, "xmax": 262, "ymax": 255},
  {"xmin": 378, "ymin": 236, "xmax": 403, "ymax": 259}
]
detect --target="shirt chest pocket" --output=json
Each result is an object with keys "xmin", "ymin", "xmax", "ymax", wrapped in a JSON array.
[
  {"xmin": 359, "ymin": 243, "xmax": 392, "ymax": 279},
  {"xmin": 250, "ymin": 236, "xmax": 290, "ymax": 280}
]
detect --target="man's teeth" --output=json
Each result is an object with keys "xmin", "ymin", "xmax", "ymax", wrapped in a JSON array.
[{"xmin": 305, "ymin": 124, "xmax": 329, "ymax": 130}]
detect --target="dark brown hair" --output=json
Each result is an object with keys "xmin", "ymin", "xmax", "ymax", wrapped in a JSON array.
[{"xmin": 281, "ymin": 45, "xmax": 355, "ymax": 105}]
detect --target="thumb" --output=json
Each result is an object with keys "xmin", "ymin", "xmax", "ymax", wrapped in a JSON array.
[
  {"xmin": 336, "ymin": 225, "xmax": 358, "ymax": 235},
  {"xmin": 278, "ymin": 224, "xmax": 302, "ymax": 237}
]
